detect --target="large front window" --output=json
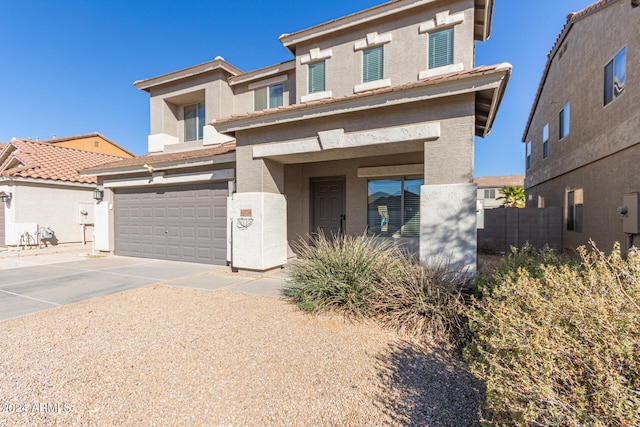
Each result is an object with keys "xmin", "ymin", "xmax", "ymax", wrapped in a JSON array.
[
  {"xmin": 367, "ymin": 177, "xmax": 423, "ymax": 237},
  {"xmin": 184, "ymin": 103, "xmax": 205, "ymax": 141}
]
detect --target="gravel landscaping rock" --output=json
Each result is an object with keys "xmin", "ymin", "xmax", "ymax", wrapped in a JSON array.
[{"xmin": 0, "ymin": 286, "xmax": 483, "ymax": 426}]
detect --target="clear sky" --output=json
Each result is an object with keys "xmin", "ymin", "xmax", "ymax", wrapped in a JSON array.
[{"xmin": 0, "ymin": 0, "xmax": 596, "ymax": 177}]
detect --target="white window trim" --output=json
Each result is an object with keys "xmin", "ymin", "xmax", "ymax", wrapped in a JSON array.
[
  {"xmin": 300, "ymin": 47, "xmax": 333, "ymax": 65},
  {"xmin": 419, "ymin": 63, "xmax": 463, "ymax": 79},
  {"xmin": 354, "ymin": 31, "xmax": 392, "ymax": 51},
  {"xmin": 418, "ymin": 10, "xmax": 465, "ymax": 33},
  {"xmin": 248, "ymin": 74, "xmax": 288, "ymax": 91},
  {"xmin": 354, "ymin": 78, "xmax": 391, "ymax": 93},
  {"xmin": 301, "ymin": 91, "xmax": 332, "ymax": 103}
]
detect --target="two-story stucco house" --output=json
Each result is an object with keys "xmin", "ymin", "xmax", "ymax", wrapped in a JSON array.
[
  {"xmin": 523, "ymin": 0, "xmax": 639, "ymax": 251},
  {"xmin": 84, "ymin": 0, "xmax": 510, "ymax": 272}
]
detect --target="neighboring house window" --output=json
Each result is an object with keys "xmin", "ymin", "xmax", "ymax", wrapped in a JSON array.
[
  {"xmin": 559, "ymin": 103, "xmax": 570, "ymax": 139},
  {"xmin": 526, "ymin": 141, "xmax": 531, "ymax": 170},
  {"xmin": 484, "ymin": 189, "xmax": 496, "ymax": 199},
  {"xmin": 308, "ymin": 61, "xmax": 326, "ymax": 94},
  {"xmin": 429, "ymin": 28, "xmax": 454, "ymax": 69},
  {"xmin": 542, "ymin": 124, "xmax": 549, "ymax": 158},
  {"xmin": 567, "ymin": 189, "xmax": 583, "ymax": 232},
  {"xmin": 604, "ymin": 46, "xmax": 626, "ymax": 105},
  {"xmin": 363, "ymin": 46, "xmax": 384, "ymax": 83},
  {"xmin": 254, "ymin": 84, "xmax": 284, "ymax": 111},
  {"xmin": 184, "ymin": 103, "xmax": 205, "ymax": 141},
  {"xmin": 367, "ymin": 177, "xmax": 423, "ymax": 237}
]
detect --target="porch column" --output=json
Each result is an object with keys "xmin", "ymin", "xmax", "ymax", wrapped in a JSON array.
[{"xmin": 421, "ymin": 139, "xmax": 477, "ymax": 274}]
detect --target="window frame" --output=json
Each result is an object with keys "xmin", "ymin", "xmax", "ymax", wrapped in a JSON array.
[
  {"xmin": 484, "ymin": 189, "xmax": 496, "ymax": 199},
  {"xmin": 526, "ymin": 141, "xmax": 531, "ymax": 170},
  {"xmin": 362, "ymin": 45, "xmax": 384, "ymax": 83},
  {"xmin": 542, "ymin": 124, "xmax": 549, "ymax": 159},
  {"xmin": 559, "ymin": 102, "xmax": 570, "ymax": 140},
  {"xmin": 367, "ymin": 176, "xmax": 423, "ymax": 237},
  {"xmin": 566, "ymin": 189, "xmax": 583, "ymax": 232},
  {"xmin": 428, "ymin": 27, "xmax": 454, "ymax": 69},
  {"xmin": 308, "ymin": 60, "xmax": 326, "ymax": 94},
  {"xmin": 254, "ymin": 83, "xmax": 284, "ymax": 111},
  {"xmin": 183, "ymin": 102, "xmax": 205, "ymax": 142},
  {"xmin": 604, "ymin": 46, "xmax": 626, "ymax": 106}
]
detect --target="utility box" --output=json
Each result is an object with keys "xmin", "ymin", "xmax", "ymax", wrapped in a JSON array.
[
  {"xmin": 229, "ymin": 192, "xmax": 287, "ymax": 271},
  {"xmin": 622, "ymin": 193, "xmax": 640, "ymax": 234},
  {"xmin": 78, "ymin": 203, "xmax": 95, "ymax": 225}
]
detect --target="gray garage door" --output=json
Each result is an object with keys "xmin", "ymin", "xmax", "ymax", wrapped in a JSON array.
[
  {"xmin": 115, "ymin": 183, "xmax": 228, "ymax": 264},
  {"xmin": 0, "ymin": 204, "xmax": 5, "ymax": 247}
]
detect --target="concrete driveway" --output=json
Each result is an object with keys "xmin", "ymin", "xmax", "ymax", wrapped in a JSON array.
[{"xmin": 0, "ymin": 253, "xmax": 287, "ymax": 322}]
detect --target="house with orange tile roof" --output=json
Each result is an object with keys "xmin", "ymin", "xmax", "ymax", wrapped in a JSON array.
[
  {"xmin": 0, "ymin": 139, "xmax": 128, "ymax": 247},
  {"xmin": 41, "ymin": 133, "xmax": 135, "ymax": 158},
  {"xmin": 522, "ymin": 0, "xmax": 640, "ymax": 251},
  {"xmin": 84, "ymin": 0, "xmax": 510, "ymax": 272}
]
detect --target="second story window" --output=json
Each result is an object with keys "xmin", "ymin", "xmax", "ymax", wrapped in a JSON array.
[
  {"xmin": 308, "ymin": 61, "xmax": 326, "ymax": 94},
  {"xmin": 429, "ymin": 28, "xmax": 454, "ymax": 69},
  {"xmin": 559, "ymin": 102, "xmax": 570, "ymax": 139},
  {"xmin": 484, "ymin": 189, "xmax": 496, "ymax": 199},
  {"xmin": 542, "ymin": 124, "xmax": 549, "ymax": 159},
  {"xmin": 255, "ymin": 84, "xmax": 284, "ymax": 111},
  {"xmin": 604, "ymin": 46, "xmax": 626, "ymax": 106},
  {"xmin": 363, "ymin": 46, "xmax": 383, "ymax": 83},
  {"xmin": 184, "ymin": 103, "xmax": 205, "ymax": 141},
  {"xmin": 526, "ymin": 141, "xmax": 531, "ymax": 169}
]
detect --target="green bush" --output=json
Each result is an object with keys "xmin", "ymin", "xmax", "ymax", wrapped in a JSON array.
[
  {"xmin": 285, "ymin": 233, "xmax": 466, "ymax": 344},
  {"xmin": 465, "ymin": 243, "xmax": 640, "ymax": 426},
  {"xmin": 285, "ymin": 233, "xmax": 404, "ymax": 316}
]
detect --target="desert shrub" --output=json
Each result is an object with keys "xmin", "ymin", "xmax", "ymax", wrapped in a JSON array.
[
  {"xmin": 285, "ymin": 233, "xmax": 404, "ymax": 316},
  {"xmin": 465, "ymin": 243, "xmax": 640, "ymax": 426},
  {"xmin": 368, "ymin": 260, "xmax": 468, "ymax": 345}
]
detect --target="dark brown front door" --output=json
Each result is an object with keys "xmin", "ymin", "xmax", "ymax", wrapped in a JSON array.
[{"xmin": 311, "ymin": 177, "xmax": 346, "ymax": 237}]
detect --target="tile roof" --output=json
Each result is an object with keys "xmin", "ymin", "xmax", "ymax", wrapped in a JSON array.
[
  {"xmin": 522, "ymin": 0, "xmax": 621, "ymax": 141},
  {"xmin": 215, "ymin": 64, "xmax": 511, "ymax": 126},
  {"xmin": 0, "ymin": 139, "xmax": 126, "ymax": 184},
  {"xmin": 474, "ymin": 174, "xmax": 525, "ymax": 188},
  {"xmin": 81, "ymin": 142, "xmax": 236, "ymax": 174}
]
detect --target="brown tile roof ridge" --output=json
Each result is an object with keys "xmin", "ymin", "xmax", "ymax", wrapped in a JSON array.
[
  {"xmin": 215, "ymin": 64, "xmax": 510, "ymax": 125},
  {"xmin": 0, "ymin": 138, "xmax": 127, "ymax": 184},
  {"xmin": 81, "ymin": 142, "xmax": 237, "ymax": 174},
  {"xmin": 522, "ymin": 0, "xmax": 620, "ymax": 141}
]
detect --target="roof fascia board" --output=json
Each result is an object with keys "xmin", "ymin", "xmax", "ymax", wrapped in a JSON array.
[
  {"xmin": 229, "ymin": 61, "xmax": 296, "ymax": 86},
  {"xmin": 479, "ymin": 66, "xmax": 510, "ymax": 138},
  {"xmin": 216, "ymin": 70, "xmax": 509, "ymax": 133},
  {"xmin": 81, "ymin": 152, "xmax": 237, "ymax": 177},
  {"xmin": 3, "ymin": 177, "xmax": 95, "ymax": 188},
  {"xmin": 134, "ymin": 59, "xmax": 243, "ymax": 92}
]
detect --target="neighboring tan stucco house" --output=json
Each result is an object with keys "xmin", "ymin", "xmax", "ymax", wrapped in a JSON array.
[
  {"xmin": 42, "ymin": 133, "xmax": 135, "ymax": 158},
  {"xmin": 84, "ymin": 0, "xmax": 510, "ymax": 272},
  {"xmin": 0, "ymin": 139, "xmax": 127, "ymax": 247},
  {"xmin": 474, "ymin": 174, "xmax": 525, "ymax": 209},
  {"xmin": 523, "ymin": 0, "xmax": 640, "ymax": 251}
]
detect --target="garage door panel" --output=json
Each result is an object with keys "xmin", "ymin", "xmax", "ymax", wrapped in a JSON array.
[{"xmin": 115, "ymin": 183, "xmax": 228, "ymax": 264}]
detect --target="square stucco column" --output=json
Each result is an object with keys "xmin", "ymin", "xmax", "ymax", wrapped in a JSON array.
[
  {"xmin": 420, "ymin": 183, "xmax": 477, "ymax": 274},
  {"xmin": 235, "ymin": 146, "xmax": 284, "ymax": 194}
]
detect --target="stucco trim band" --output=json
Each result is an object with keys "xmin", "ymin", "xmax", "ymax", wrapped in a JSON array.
[{"xmin": 103, "ymin": 169, "xmax": 235, "ymax": 188}]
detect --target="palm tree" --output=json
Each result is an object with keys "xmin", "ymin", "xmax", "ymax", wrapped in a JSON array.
[{"xmin": 497, "ymin": 185, "xmax": 525, "ymax": 208}]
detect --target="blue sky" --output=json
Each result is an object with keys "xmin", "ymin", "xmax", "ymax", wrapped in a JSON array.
[{"xmin": 0, "ymin": 0, "xmax": 596, "ymax": 177}]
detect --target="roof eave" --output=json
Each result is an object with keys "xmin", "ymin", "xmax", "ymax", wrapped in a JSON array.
[{"xmin": 134, "ymin": 58, "xmax": 243, "ymax": 92}]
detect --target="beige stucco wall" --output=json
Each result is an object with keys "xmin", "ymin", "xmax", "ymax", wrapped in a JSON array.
[
  {"xmin": 231, "ymin": 70, "xmax": 295, "ymax": 115},
  {"xmin": 292, "ymin": 0, "xmax": 475, "ymax": 103},
  {"xmin": 524, "ymin": 1, "xmax": 640, "ymax": 250},
  {"xmin": 6, "ymin": 183, "xmax": 95, "ymax": 245}
]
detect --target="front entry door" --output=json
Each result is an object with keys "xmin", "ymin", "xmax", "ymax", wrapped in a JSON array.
[{"xmin": 311, "ymin": 177, "xmax": 346, "ymax": 237}]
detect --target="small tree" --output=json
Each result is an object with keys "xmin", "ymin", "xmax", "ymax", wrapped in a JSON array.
[{"xmin": 496, "ymin": 185, "xmax": 525, "ymax": 208}]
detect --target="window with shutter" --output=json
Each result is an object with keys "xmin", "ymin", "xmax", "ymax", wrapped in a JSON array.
[
  {"xmin": 308, "ymin": 61, "xmax": 326, "ymax": 94},
  {"xmin": 429, "ymin": 28, "xmax": 454, "ymax": 69},
  {"xmin": 363, "ymin": 46, "xmax": 383, "ymax": 83}
]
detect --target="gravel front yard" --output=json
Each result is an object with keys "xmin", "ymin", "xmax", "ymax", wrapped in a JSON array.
[{"xmin": 0, "ymin": 286, "xmax": 483, "ymax": 426}]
